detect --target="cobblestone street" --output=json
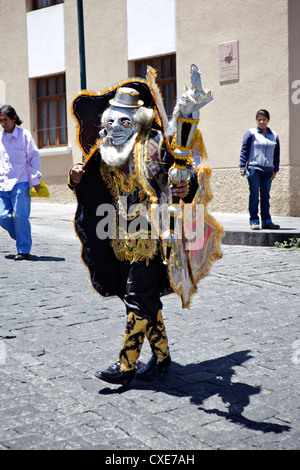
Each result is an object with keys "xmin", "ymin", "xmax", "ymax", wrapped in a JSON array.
[{"xmin": 0, "ymin": 203, "xmax": 299, "ymax": 451}]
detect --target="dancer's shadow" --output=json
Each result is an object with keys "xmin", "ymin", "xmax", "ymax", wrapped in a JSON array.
[{"xmin": 99, "ymin": 350, "xmax": 290, "ymax": 434}]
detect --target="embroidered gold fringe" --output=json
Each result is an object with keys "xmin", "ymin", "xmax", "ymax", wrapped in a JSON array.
[
  {"xmin": 99, "ymin": 138, "xmax": 159, "ymax": 265},
  {"xmin": 111, "ymin": 238, "xmax": 159, "ymax": 265},
  {"xmin": 170, "ymin": 127, "xmax": 208, "ymax": 165}
]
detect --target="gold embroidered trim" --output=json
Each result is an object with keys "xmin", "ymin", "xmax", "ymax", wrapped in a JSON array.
[
  {"xmin": 99, "ymin": 139, "xmax": 159, "ymax": 264},
  {"xmin": 111, "ymin": 237, "xmax": 159, "ymax": 265},
  {"xmin": 100, "ymin": 161, "xmax": 139, "ymax": 201},
  {"xmin": 170, "ymin": 127, "xmax": 208, "ymax": 165},
  {"xmin": 133, "ymin": 131, "xmax": 159, "ymax": 205},
  {"xmin": 111, "ymin": 167, "xmax": 138, "ymax": 195}
]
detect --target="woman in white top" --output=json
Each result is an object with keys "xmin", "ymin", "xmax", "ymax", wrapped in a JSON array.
[{"xmin": 0, "ymin": 105, "xmax": 42, "ymax": 260}]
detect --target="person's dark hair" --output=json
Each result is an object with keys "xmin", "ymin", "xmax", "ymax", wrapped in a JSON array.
[
  {"xmin": 0, "ymin": 105, "xmax": 22, "ymax": 126},
  {"xmin": 256, "ymin": 109, "xmax": 270, "ymax": 121}
]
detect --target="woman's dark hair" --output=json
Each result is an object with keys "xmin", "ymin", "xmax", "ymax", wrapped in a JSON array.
[
  {"xmin": 256, "ymin": 109, "xmax": 270, "ymax": 121},
  {"xmin": 0, "ymin": 105, "xmax": 22, "ymax": 126}
]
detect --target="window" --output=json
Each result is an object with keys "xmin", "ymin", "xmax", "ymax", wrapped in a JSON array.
[
  {"xmin": 32, "ymin": 0, "xmax": 64, "ymax": 10},
  {"xmin": 36, "ymin": 74, "xmax": 67, "ymax": 148},
  {"xmin": 135, "ymin": 54, "xmax": 176, "ymax": 117}
]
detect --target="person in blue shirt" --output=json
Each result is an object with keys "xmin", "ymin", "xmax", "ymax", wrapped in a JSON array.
[{"xmin": 239, "ymin": 109, "xmax": 280, "ymax": 230}]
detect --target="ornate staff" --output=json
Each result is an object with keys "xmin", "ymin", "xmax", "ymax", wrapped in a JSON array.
[
  {"xmin": 163, "ymin": 65, "xmax": 213, "ymax": 265},
  {"xmin": 163, "ymin": 120, "xmax": 195, "ymax": 265}
]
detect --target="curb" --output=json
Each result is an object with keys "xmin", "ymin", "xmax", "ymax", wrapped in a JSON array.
[{"xmin": 222, "ymin": 230, "xmax": 300, "ymax": 247}]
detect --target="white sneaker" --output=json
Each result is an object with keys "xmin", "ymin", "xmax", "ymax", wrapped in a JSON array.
[{"xmin": 250, "ymin": 224, "xmax": 260, "ymax": 230}]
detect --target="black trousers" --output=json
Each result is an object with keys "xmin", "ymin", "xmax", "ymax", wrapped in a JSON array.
[{"xmin": 118, "ymin": 253, "xmax": 168, "ymax": 324}]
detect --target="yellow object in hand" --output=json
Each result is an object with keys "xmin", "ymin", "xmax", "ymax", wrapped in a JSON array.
[{"xmin": 29, "ymin": 181, "xmax": 50, "ymax": 198}]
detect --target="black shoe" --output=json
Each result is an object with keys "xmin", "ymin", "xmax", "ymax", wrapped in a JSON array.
[
  {"xmin": 261, "ymin": 222, "xmax": 280, "ymax": 230},
  {"xmin": 136, "ymin": 353, "xmax": 171, "ymax": 380},
  {"xmin": 95, "ymin": 361, "xmax": 135, "ymax": 385},
  {"xmin": 14, "ymin": 253, "xmax": 30, "ymax": 261}
]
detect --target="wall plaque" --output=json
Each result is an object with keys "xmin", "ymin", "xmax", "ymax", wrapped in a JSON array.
[{"xmin": 219, "ymin": 40, "xmax": 239, "ymax": 83}]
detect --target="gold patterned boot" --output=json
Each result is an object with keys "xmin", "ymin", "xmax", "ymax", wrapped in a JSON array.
[
  {"xmin": 136, "ymin": 310, "xmax": 171, "ymax": 380},
  {"xmin": 119, "ymin": 311, "xmax": 148, "ymax": 371},
  {"xmin": 95, "ymin": 311, "xmax": 148, "ymax": 385}
]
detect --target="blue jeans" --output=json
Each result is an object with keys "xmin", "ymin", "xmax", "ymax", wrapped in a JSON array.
[
  {"xmin": 0, "ymin": 182, "xmax": 32, "ymax": 254},
  {"xmin": 247, "ymin": 169, "xmax": 273, "ymax": 225}
]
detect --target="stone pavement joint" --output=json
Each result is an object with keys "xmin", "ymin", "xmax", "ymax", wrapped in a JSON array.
[{"xmin": 0, "ymin": 203, "xmax": 299, "ymax": 450}]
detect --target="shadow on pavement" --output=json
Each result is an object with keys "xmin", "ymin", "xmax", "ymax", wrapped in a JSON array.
[
  {"xmin": 99, "ymin": 350, "xmax": 291, "ymax": 434},
  {"xmin": 5, "ymin": 254, "xmax": 65, "ymax": 262}
]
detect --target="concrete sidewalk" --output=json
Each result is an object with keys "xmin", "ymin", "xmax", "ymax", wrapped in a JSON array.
[{"xmin": 214, "ymin": 212, "xmax": 300, "ymax": 247}]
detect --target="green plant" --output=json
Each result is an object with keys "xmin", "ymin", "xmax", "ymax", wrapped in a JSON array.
[{"xmin": 275, "ymin": 237, "xmax": 300, "ymax": 250}]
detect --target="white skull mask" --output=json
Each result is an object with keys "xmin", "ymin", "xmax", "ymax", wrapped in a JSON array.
[{"xmin": 105, "ymin": 107, "xmax": 136, "ymax": 146}]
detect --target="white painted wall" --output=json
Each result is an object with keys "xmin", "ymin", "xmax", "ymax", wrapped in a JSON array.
[
  {"xmin": 26, "ymin": 4, "xmax": 65, "ymax": 78},
  {"xmin": 127, "ymin": 0, "xmax": 176, "ymax": 60}
]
